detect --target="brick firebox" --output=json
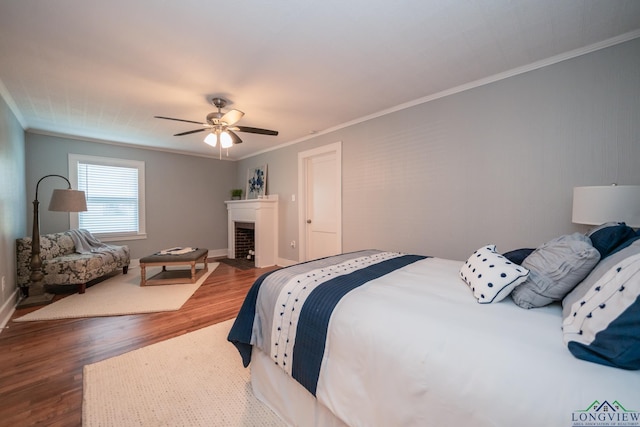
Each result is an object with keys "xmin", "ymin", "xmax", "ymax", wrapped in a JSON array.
[{"xmin": 234, "ymin": 222, "xmax": 255, "ymax": 261}]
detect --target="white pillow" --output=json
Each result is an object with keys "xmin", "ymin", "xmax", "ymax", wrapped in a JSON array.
[{"xmin": 460, "ymin": 245, "xmax": 530, "ymax": 304}]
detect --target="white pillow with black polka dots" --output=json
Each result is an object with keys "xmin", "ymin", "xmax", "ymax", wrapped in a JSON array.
[{"xmin": 460, "ymin": 245, "xmax": 530, "ymax": 304}]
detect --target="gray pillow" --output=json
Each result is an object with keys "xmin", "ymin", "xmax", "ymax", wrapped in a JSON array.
[
  {"xmin": 562, "ymin": 238, "xmax": 640, "ymax": 319},
  {"xmin": 511, "ymin": 233, "xmax": 600, "ymax": 309}
]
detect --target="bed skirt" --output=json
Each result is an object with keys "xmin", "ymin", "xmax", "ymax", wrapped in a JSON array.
[{"xmin": 251, "ymin": 348, "xmax": 348, "ymax": 427}]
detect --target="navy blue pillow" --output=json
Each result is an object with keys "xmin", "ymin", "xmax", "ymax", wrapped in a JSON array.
[
  {"xmin": 502, "ymin": 248, "xmax": 535, "ymax": 265},
  {"xmin": 566, "ymin": 297, "xmax": 640, "ymax": 370},
  {"xmin": 608, "ymin": 235, "xmax": 640, "ymax": 257},
  {"xmin": 588, "ymin": 223, "xmax": 636, "ymax": 258},
  {"xmin": 562, "ymin": 240, "xmax": 640, "ymax": 370}
]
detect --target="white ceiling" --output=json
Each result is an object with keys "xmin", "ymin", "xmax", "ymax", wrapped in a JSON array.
[{"xmin": 1, "ymin": 1, "xmax": 639, "ymax": 160}]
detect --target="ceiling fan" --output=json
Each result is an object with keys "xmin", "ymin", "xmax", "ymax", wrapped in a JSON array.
[{"xmin": 154, "ymin": 97, "xmax": 278, "ymax": 151}]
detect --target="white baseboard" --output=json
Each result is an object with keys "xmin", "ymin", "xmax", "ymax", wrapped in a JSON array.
[
  {"xmin": 209, "ymin": 248, "xmax": 228, "ymax": 258},
  {"xmin": 277, "ymin": 257, "xmax": 298, "ymax": 267},
  {"xmin": 0, "ymin": 289, "xmax": 19, "ymax": 334}
]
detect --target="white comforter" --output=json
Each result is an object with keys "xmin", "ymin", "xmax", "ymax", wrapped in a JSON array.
[{"xmin": 313, "ymin": 257, "xmax": 640, "ymax": 426}]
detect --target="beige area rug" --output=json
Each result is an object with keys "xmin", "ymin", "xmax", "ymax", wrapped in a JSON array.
[
  {"xmin": 82, "ymin": 318, "xmax": 285, "ymax": 427},
  {"xmin": 13, "ymin": 264, "xmax": 217, "ymax": 321}
]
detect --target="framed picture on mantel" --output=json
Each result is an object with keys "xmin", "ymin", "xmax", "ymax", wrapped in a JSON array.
[{"xmin": 246, "ymin": 164, "xmax": 267, "ymax": 199}]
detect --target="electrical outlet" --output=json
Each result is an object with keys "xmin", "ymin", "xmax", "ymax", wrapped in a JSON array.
[
  {"xmin": 290, "ymin": 240, "xmax": 296, "ymax": 248},
  {"xmin": 1, "ymin": 276, "xmax": 5, "ymax": 293}
]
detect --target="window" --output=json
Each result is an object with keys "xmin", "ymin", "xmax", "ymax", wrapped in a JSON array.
[{"xmin": 69, "ymin": 154, "xmax": 146, "ymax": 241}]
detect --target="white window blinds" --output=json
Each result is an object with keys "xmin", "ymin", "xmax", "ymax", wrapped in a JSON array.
[{"xmin": 69, "ymin": 154, "xmax": 146, "ymax": 241}]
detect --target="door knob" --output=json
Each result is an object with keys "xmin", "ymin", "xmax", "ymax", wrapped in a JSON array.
[{"xmin": 306, "ymin": 219, "xmax": 312, "ymax": 223}]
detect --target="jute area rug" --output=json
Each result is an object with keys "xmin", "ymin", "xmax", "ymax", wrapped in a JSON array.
[
  {"xmin": 13, "ymin": 264, "xmax": 217, "ymax": 322},
  {"xmin": 82, "ymin": 318, "xmax": 285, "ymax": 426}
]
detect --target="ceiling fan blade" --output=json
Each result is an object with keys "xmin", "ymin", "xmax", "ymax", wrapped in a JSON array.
[
  {"xmin": 154, "ymin": 116, "xmax": 206, "ymax": 125},
  {"xmin": 228, "ymin": 130, "xmax": 243, "ymax": 144},
  {"xmin": 235, "ymin": 126, "xmax": 279, "ymax": 136},
  {"xmin": 174, "ymin": 128, "xmax": 207, "ymax": 136},
  {"xmin": 220, "ymin": 109, "xmax": 244, "ymax": 126}
]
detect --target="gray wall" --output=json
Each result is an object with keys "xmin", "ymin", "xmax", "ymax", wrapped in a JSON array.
[
  {"xmin": 25, "ymin": 134, "xmax": 236, "ymax": 260},
  {"xmin": 238, "ymin": 38, "xmax": 640, "ymax": 262},
  {"xmin": 0, "ymin": 95, "xmax": 27, "ymax": 321},
  {"xmin": 7, "ymin": 37, "xmax": 640, "ymax": 304}
]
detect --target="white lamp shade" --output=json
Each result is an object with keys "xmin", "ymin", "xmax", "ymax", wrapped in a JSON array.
[
  {"xmin": 220, "ymin": 131, "xmax": 233, "ymax": 148},
  {"xmin": 204, "ymin": 132, "xmax": 218, "ymax": 147},
  {"xmin": 48, "ymin": 189, "xmax": 88, "ymax": 212},
  {"xmin": 572, "ymin": 185, "xmax": 640, "ymax": 228}
]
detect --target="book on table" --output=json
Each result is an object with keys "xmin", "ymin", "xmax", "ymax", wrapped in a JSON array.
[{"xmin": 159, "ymin": 247, "xmax": 196, "ymax": 255}]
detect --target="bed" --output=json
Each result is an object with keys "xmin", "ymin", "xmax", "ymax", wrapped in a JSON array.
[{"xmin": 229, "ymin": 226, "xmax": 640, "ymax": 427}]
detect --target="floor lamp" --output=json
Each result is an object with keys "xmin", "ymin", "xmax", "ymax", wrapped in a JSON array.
[{"xmin": 17, "ymin": 174, "xmax": 87, "ymax": 308}]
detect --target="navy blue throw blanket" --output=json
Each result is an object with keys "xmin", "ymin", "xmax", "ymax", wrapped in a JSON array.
[
  {"xmin": 227, "ymin": 269, "xmax": 279, "ymax": 367},
  {"xmin": 228, "ymin": 252, "xmax": 427, "ymax": 396}
]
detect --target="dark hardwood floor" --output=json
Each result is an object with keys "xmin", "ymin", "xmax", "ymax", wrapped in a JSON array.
[{"xmin": 0, "ymin": 261, "xmax": 277, "ymax": 427}]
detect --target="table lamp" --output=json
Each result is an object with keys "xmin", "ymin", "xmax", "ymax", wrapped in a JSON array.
[{"xmin": 572, "ymin": 185, "xmax": 640, "ymax": 229}]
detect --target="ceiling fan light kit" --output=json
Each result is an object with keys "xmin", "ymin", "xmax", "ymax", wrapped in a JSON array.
[
  {"xmin": 204, "ymin": 130, "xmax": 233, "ymax": 148},
  {"xmin": 154, "ymin": 97, "xmax": 279, "ymax": 157}
]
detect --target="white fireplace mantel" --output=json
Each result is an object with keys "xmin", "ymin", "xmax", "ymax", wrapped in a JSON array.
[{"xmin": 225, "ymin": 195, "xmax": 278, "ymax": 268}]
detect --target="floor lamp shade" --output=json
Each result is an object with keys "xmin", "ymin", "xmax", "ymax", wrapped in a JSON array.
[
  {"xmin": 572, "ymin": 185, "xmax": 640, "ymax": 228},
  {"xmin": 48, "ymin": 189, "xmax": 88, "ymax": 212}
]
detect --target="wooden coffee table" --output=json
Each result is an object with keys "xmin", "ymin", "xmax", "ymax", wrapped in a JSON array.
[{"xmin": 139, "ymin": 248, "xmax": 209, "ymax": 286}]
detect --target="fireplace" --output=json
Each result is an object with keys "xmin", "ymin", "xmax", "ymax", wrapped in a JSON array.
[{"xmin": 225, "ymin": 195, "xmax": 279, "ymax": 268}]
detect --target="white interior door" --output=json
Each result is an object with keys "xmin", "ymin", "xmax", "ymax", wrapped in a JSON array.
[{"xmin": 298, "ymin": 142, "xmax": 342, "ymax": 261}]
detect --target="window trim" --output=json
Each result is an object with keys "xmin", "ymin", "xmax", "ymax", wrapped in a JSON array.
[{"xmin": 68, "ymin": 153, "xmax": 147, "ymax": 242}]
